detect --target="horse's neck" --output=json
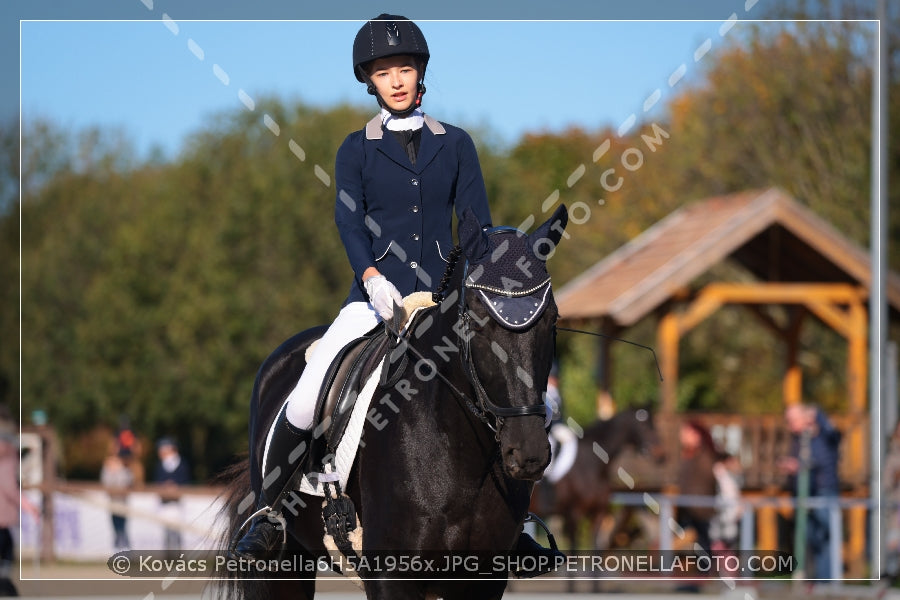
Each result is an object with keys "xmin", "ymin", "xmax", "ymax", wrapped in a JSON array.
[
  {"xmin": 587, "ymin": 417, "xmax": 633, "ymax": 460},
  {"xmin": 403, "ymin": 301, "xmax": 496, "ymax": 451}
]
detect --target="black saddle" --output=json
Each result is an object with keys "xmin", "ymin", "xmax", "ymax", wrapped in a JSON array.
[{"xmin": 306, "ymin": 308, "xmax": 421, "ymax": 473}]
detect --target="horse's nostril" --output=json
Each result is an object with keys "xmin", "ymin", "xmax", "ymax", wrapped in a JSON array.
[{"xmin": 503, "ymin": 445, "xmax": 550, "ymax": 481}]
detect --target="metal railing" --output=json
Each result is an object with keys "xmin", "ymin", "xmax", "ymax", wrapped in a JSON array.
[{"xmin": 610, "ymin": 491, "xmax": 879, "ymax": 579}]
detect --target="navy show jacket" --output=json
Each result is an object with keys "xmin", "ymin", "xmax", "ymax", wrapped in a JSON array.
[{"xmin": 334, "ymin": 113, "xmax": 492, "ymax": 305}]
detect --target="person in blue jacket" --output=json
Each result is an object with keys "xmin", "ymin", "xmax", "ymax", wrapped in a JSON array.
[
  {"xmin": 780, "ymin": 403, "xmax": 842, "ymax": 578},
  {"xmin": 234, "ymin": 13, "xmax": 492, "ymax": 559}
]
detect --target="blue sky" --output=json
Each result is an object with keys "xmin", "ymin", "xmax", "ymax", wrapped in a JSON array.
[{"xmin": 19, "ymin": 14, "xmax": 762, "ymax": 159}]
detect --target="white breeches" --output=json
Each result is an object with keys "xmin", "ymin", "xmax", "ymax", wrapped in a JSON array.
[{"xmin": 284, "ymin": 301, "xmax": 381, "ymax": 430}]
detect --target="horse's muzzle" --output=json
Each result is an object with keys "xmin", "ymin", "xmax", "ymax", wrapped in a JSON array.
[
  {"xmin": 503, "ymin": 450, "xmax": 550, "ymax": 481},
  {"xmin": 500, "ymin": 421, "xmax": 551, "ymax": 481}
]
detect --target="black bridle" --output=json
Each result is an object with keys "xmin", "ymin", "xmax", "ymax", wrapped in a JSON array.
[
  {"xmin": 384, "ymin": 241, "xmax": 664, "ymax": 439},
  {"xmin": 379, "ymin": 245, "xmax": 553, "ymax": 437},
  {"xmin": 383, "ymin": 299, "xmax": 548, "ymax": 438},
  {"xmin": 455, "ymin": 259, "xmax": 551, "ymax": 435}
]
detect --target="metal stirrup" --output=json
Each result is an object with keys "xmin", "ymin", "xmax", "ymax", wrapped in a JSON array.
[
  {"xmin": 524, "ymin": 512, "xmax": 560, "ymax": 552},
  {"xmin": 231, "ymin": 505, "xmax": 288, "ymax": 549}
]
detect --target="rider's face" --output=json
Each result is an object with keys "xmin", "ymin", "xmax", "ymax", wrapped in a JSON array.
[{"xmin": 368, "ymin": 55, "xmax": 420, "ymax": 113}]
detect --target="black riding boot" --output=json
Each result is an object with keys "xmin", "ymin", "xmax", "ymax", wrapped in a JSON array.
[
  {"xmin": 513, "ymin": 532, "xmax": 566, "ymax": 578},
  {"xmin": 231, "ymin": 409, "xmax": 312, "ymax": 561}
]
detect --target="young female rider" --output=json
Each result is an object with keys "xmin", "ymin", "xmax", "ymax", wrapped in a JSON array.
[{"xmin": 233, "ymin": 15, "xmax": 562, "ymax": 571}]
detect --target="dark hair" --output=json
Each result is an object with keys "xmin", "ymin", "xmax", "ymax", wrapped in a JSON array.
[
  {"xmin": 156, "ymin": 437, "xmax": 177, "ymax": 451},
  {"xmin": 683, "ymin": 418, "xmax": 718, "ymax": 454}
]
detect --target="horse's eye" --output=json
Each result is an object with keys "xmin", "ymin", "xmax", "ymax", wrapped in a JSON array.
[{"xmin": 466, "ymin": 309, "xmax": 487, "ymax": 331}]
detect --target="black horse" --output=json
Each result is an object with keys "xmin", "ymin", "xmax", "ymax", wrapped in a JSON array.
[
  {"xmin": 530, "ymin": 407, "xmax": 665, "ymax": 555},
  {"xmin": 216, "ymin": 206, "xmax": 568, "ymax": 600}
]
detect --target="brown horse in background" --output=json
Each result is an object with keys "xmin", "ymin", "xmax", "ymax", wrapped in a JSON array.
[{"xmin": 530, "ymin": 407, "xmax": 665, "ymax": 554}]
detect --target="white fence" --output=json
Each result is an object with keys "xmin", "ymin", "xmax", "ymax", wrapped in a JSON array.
[{"xmin": 20, "ymin": 488, "xmax": 225, "ymax": 562}]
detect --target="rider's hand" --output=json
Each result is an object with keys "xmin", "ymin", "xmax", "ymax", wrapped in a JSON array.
[{"xmin": 363, "ymin": 274, "xmax": 403, "ymax": 321}]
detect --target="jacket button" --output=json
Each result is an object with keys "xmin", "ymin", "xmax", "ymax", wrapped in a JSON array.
[
  {"xmin": 411, "ymin": 178, "xmax": 419, "ymax": 186},
  {"xmin": 410, "ymin": 205, "xmax": 419, "ymax": 213},
  {"xmin": 411, "ymin": 233, "xmax": 420, "ymax": 241},
  {"xmin": 410, "ymin": 261, "xmax": 418, "ymax": 269}
]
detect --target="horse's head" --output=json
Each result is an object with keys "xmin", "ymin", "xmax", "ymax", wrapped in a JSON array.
[
  {"xmin": 454, "ymin": 205, "xmax": 568, "ymax": 481},
  {"xmin": 624, "ymin": 406, "xmax": 666, "ymax": 464}
]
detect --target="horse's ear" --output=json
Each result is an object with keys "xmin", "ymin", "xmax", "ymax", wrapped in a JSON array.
[
  {"xmin": 459, "ymin": 207, "xmax": 492, "ymax": 263},
  {"xmin": 528, "ymin": 204, "xmax": 568, "ymax": 260}
]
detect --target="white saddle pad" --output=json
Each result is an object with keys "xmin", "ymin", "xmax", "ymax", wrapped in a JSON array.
[
  {"xmin": 298, "ymin": 299, "xmax": 432, "ymax": 497},
  {"xmin": 298, "ymin": 359, "xmax": 384, "ymax": 497}
]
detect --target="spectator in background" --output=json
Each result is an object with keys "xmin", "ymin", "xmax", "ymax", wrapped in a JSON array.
[
  {"xmin": 544, "ymin": 362, "xmax": 563, "ymax": 426},
  {"xmin": 677, "ymin": 419, "xmax": 719, "ymax": 554},
  {"xmin": 542, "ymin": 362, "xmax": 577, "ymax": 484},
  {"xmin": 710, "ymin": 451, "xmax": 743, "ymax": 578},
  {"xmin": 0, "ymin": 405, "xmax": 18, "ymax": 597},
  {"xmin": 154, "ymin": 437, "xmax": 191, "ymax": 551},
  {"xmin": 779, "ymin": 403, "xmax": 841, "ymax": 579},
  {"xmin": 101, "ymin": 449, "xmax": 134, "ymax": 552}
]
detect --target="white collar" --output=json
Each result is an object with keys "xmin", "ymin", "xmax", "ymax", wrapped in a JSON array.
[{"xmin": 381, "ymin": 108, "xmax": 425, "ymax": 131}]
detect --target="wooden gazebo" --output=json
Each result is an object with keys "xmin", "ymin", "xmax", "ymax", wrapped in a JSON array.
[{"xmin": 555, "ymin": 187, "xmax": 900, "ymax": 565}]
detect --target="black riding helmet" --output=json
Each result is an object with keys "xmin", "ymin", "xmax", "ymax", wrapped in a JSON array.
[{"xmin": 353, "ymin": 14, "xmax": 430, "ymax": 115}]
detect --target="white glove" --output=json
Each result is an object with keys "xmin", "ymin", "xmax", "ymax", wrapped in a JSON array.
[{"xmin": 363, "ymin": 275, "xmax": 403, "ymax": 321}]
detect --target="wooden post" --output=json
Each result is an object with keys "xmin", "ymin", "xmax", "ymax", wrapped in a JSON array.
[
  {"xmin": 848, "ymin": 488, "xmax": 869, "ymax": 578},
  {"xmin": 595, "ymin": 319, "xmax": 614, "ymax": 418},
  {"xmin": 783, "ymin": 308, "xmax": 804, "ymax": 407},
  {"xmin": 846, "ymin": 298, "xmax": 868, "ymax": 577},
  {"xmin": 658, "ymin": 311, "xmax": 679, "ymax": 415},
  {"xmin": 847, "ymin": 299, "xmax": 868, "ymax": 475},
  {"xmin": 756, "ymin": 487, "xmax": 783, "ymax": 550}
]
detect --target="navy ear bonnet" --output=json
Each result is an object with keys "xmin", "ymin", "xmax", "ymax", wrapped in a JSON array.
[{"xmin": 458, "ymin": 205, "xmax": 568, "ymax": 330}]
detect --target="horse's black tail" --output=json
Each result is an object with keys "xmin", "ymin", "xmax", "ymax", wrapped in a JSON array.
[
  {"xmin": 212, "ymin": 458, "xmax": 316, "ymax": 600},
  {"xmin": 210, "ymin": 457, "xmax": 256, "ymax": 600}
]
